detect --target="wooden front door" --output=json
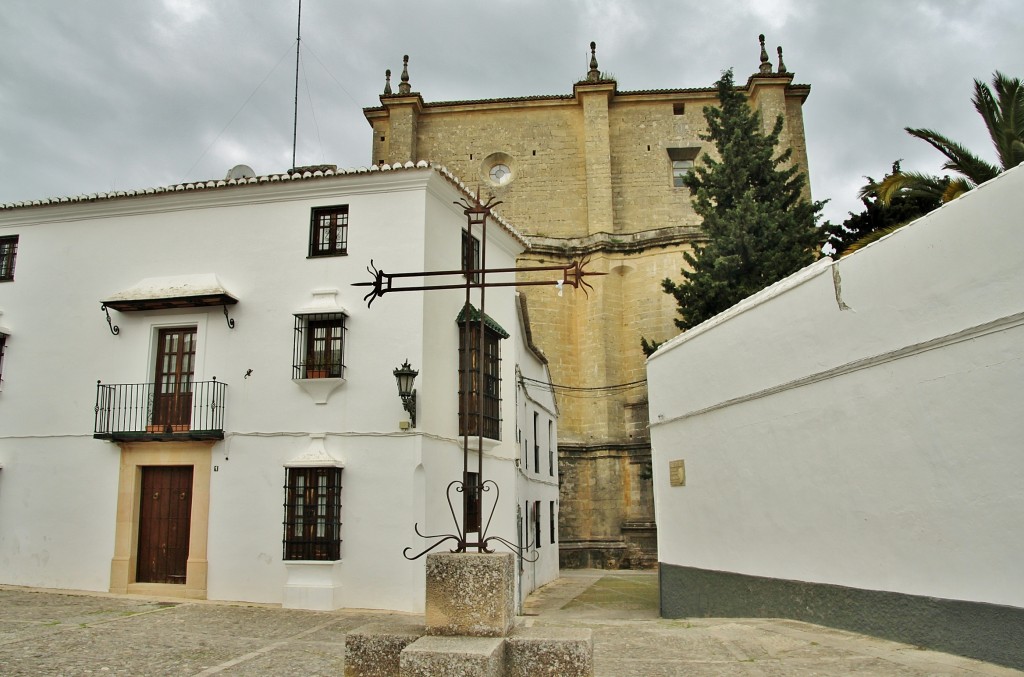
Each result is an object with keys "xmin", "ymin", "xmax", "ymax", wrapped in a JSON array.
[
  {"xmin": 152, "ymin": 327, "xmax": 196, "ymax": 432},
  {"xmin": 137, "ymin": 466, "xmax": 193, "ymax": 584}
]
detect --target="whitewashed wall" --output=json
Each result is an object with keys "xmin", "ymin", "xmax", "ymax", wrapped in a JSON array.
[
  {"xmin": 0, "ymin": 166, "xmax": 549, "ymax": 611},
  {"xmin": 647, "ymin": 166, "xmax": 1024, "ymax": 608}
]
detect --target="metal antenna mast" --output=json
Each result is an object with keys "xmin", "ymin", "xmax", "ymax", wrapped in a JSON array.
[{"xmin": 291, "ymin": 0, "xmax": 302, "ymax": 170}]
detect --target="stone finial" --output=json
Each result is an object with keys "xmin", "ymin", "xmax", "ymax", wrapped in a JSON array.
[
  {"xmin": 384, "ymin": 68, "xmax": 392, "ymax": 95},
  {"xmin": 399, "ymin": 54, "xmax": 411, "ymax": 94},
  {"xmin": 777, "ymin": 46, "xmax": 787, "ymax": 74},
  {"xmin": 758, "ymin": 34, "xmax": 772, "ymax": 74},
  {"xmin": 587, "ymin": 41, "xmax": 600, "ymax": 81}
]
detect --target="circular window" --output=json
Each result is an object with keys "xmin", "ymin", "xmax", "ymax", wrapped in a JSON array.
[
  {"xmin": 489, "ymin": 164, "xmax": 512, "ymax": 185},
  {"xmin": 481, "ymin": 152, "xmax": 516, "ymax": 188}
]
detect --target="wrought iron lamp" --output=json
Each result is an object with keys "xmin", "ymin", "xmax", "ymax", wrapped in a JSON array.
[{"xmin": 393, "ymin": 360, "xmax": 418, "ymax": 427}]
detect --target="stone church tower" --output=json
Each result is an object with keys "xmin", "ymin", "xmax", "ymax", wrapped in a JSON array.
[{"xmin": 364, "ymin": 37, "xmax": 811, "ymax": 568}]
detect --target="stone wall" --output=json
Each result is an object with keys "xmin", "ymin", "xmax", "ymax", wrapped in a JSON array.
[{"xmin": 364, "ymin": 57, "xmax": 810, "ymax": 568}]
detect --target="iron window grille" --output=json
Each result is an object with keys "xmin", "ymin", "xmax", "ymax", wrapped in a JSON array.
[
  {"xmin": 293, "ymin": 313, "xmax": 346, "ymax": 379},
  {"xmin": 308, "ymin": 205, "xmax": 349, "ymax": 257},
  {"xmin": 550, "ymin": 500, "xmax": 557, "ymax": 544},
  {"xmin": 283, "ymin": 467, "xmax": 342, "ymax": 561},
  {"xmin": 0, "ymin": 235, "xmax": 18, "ymax": 281},
  {"xmin": 458, "ymin": 321, "xmax": 502, "ymax": 440},
  {"xmin": 462, "ymin": 229, "xmax": 480, "ymax": 283},
  {"xmin": 548, "ymin": 420, "xmax": 555, "ymax": 476},
  {"xmin": 0, "ymin": 333, "xmax": 6, "ymax": 386},
  {"xmin": 533, "ymin": 500, "xmax": 542, "ymax": 549},
  {"xmin": 465, "ymin": 471, "xmax": 482, "ymax": 533}
]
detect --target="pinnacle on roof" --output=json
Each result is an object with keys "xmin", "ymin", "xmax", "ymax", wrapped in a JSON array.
[
  {"xmin": 587, "ymin": 41, "xmax": 600, "ymax": 82},
  {"xmin": 758, "ymin": 34, "xmax": 772, "ymax": 74},
  {"xmin": 399, "ymin": 54, "xmax": 411, "ymax": 95},
  {"xmin": 384, "ymin": 68, "xmax": 392, "ymax": 96}
]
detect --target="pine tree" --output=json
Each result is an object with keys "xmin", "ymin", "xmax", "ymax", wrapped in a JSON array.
[{"xmin": 654, "ymin": 69, "xmax": 824, "ymax": 342}]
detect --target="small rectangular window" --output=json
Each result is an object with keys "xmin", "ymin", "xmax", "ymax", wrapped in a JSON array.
[
  {"xmin": 0, "ymin": 235, "xmax": 19, "ymax": 281},
  {"xmin": 309, "ymin": 205, "xmax": 349, "ymax": 257},
  {"xmin": 548, "ymin": 420, "xmax": 554, "ymax": 477},
  {"xmin": 283, "ymin": 467, "xmax": 342, "ymax": 561},
  {"xmin": 550, "ymin": 500, "xmax": 556, "ymax": 544},
  {"xmin": 533, "ymin": 500, "xmax": 542, "ymax": 550},
  {"xmin": 293, "ymin": 313, "xmax": 347, "ymax": 379},
  {"xmin": 667, "ymin": 148, "xmax": 700, "ymax": 188},
  {"xmin": 0, "ymin": 333, "xmax": 7, "ymax": 385},
  {"xmin": 673, "ymin": 102, "xmax": 685, "ymax": 115},
  {"xmin": 462, "ymin": 230, "xmax": 480, "ymax": 283},
  {"xmin": 533, "ymin": 412, "xmax": 540, "ymax": 471}
]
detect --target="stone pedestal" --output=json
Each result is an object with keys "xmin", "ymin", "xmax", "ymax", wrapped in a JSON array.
[
  {"xmin": 425, "ymin": 552, "xmax": 515, "ymax": 637},
  {"xmin": 344, "ymin": 551, "xmax": 592, "ymax": 676}
]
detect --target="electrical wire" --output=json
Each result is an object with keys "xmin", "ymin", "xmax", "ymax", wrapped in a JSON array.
[{"xmin": 519, "ymin": 375, "xmax": 647, "ymax": 399}]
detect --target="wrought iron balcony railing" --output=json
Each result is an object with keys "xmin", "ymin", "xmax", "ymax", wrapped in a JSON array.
[{"xmin": 94, "ymin": 379, "xmax": 227, "ymax": 441}]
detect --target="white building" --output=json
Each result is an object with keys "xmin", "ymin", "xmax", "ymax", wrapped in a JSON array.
[
  {"xmin": 646, "ymin": 165, "xmax": 1024, "ymax": 667},
  {"xmin": 0, "ymin": 162, "xmax": 560, "ymax": 612}
]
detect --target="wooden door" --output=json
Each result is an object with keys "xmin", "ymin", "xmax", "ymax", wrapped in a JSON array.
[
  {"xmin": 137, "ymin": 466, "xmax": 193, "ymax": 584},
  {"xmin": 152, "ymin": 327, "xmax": 196, "ymax": 431}
]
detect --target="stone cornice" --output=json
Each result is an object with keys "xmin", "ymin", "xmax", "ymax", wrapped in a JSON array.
[{"xmin": 523, "ymin": 225, "xmax": 704, "ymax": 257}]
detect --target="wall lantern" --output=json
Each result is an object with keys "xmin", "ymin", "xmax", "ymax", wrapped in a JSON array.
[{"xmin": 393, "ymin": 360, "xmax": 418, "ymax": 428}]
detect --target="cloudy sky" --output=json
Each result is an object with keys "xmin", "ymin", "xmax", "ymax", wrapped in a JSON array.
[{"xmin": 2, "ymin": 0, "xmax": 1021, "ymax": 224}]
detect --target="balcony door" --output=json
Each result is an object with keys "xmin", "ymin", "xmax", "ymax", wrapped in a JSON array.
[{"xmin": 152, "ymin": 327, "xmax": 196, "ymax": 432}]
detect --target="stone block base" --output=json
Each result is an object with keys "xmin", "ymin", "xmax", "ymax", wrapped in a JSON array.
[
  {"xmin": 425, "ymin": 552, "xmax": 515, "ymax": 637},
  {"xmin": 344, "ymin": 622, "xmax": 425, "ymax": 677},
  {"xmin": 505, "ymin": 626, "xmax": 593, "ymax": 677},
  {"xmin": 400, "ymin": 636, "xmax": 504, "ymax": 677}
]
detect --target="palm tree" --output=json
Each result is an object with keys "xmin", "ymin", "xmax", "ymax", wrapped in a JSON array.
[{"xmin": 866, "ymin": 71, "xmax": 1023, "ymax": 205}]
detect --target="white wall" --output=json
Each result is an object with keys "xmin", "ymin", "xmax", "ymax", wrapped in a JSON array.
[
  {"xmin": 0, "ymin": 166, "xmax": 550, "ymax": 611},
  {"xmin": 647, "ymin": 166, "xmax": 1024, "ymax": 608}
]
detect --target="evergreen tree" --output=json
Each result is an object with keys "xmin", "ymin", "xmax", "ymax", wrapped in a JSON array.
[
  {"xmin": 822, "ymin": 161, "xmax": 941, "ymax": 258},
  {"xmin": 650, "ymin": 69, "xmax": 823, "ymax": 347}
]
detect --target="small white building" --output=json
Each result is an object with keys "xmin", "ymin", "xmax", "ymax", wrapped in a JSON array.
[
  {"xmin": 646, "ymin": 165, "xmax": 1024, "ymax": 667},
  {"xmin": 0, "ymin": 162, "xmax": 560, "ymax": 612}
]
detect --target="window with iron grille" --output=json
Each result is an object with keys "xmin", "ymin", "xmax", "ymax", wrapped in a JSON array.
[
  {"xmin": 465, "ymin": 471, "xmax": 481, "ymax": 533},
  {"xmin": 283, "ymin": 467, "xmax": 342, "ymax": 561},
  {"xmin": 462, "ymin": 230, "xmax": 480, "ymax": 283},
  {"xmin": 533, "ymin": 500, "xmax": 542, "ymax": 550},
  {"xmin": 0, "ymin": 235, "xmax": 18, "ymax": 281},
  {"xmin": 550, "ymin": 500, "xmax": 557, "ymax": 544},
  {"xmin": 0, "ymin": 333, "xmax": 7, "ymax": 385},
  {"xmin": 293, "ymin": 313, "xmax": 346, "ymax": 379},
  {"xmin": 308, "ymin": 205, "xmax": 348, "ymax": 257},
  {"xmin": 458, "ymin": 320, "xmax": 503, "ymax": 440},
  {"xmin": 548, "ymin": 420, "xmax": 555, "ymax": 477}
]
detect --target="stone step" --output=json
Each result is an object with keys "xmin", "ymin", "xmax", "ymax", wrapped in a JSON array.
[
  {"xmin": 400, "ymin": 635, "xmax": 505, "ymax": 677},
  {"xmin": 344, "ymin": 622, "xmax": 425, "ymax": 677},
  {"xmin": 505, "ymin": 626, "xmax": 593, "ymax": 677}
]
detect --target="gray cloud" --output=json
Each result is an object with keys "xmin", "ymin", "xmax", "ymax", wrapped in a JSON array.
[{"xmin": 2, "ymin": 0, "xmax": 1022, "ymax": 225}]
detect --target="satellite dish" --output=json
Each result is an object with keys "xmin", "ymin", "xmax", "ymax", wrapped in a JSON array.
[{"xmin": 225, "ymin": 164, "xmax": 256, "ymax": 180}]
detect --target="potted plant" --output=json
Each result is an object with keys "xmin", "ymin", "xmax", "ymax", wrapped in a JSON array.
[{"xmin": 304, "ymin": 352, "xmax": 330, "ymax": 379}]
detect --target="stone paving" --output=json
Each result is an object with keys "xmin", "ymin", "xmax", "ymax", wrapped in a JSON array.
[{"xmin": 0, "ymin": 571, "xmax": 1019, "ymax": 676}]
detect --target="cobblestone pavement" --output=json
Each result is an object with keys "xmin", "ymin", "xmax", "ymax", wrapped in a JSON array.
[{"xmin": 1, "ymin": 572, "xmax": 1019, "ymax": 676}]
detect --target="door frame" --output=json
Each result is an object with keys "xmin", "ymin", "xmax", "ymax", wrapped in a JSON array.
[{"xmin": 109, "ymin": 441, "xmax": 212, "ymax": 599}]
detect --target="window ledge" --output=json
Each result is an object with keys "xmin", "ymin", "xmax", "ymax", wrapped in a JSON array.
[
  {"xmin": 292, "ymin": 377, "xmax": 345, "ymax": 404},
  {"xmin": 459, "ymin": 436, "xmax": 502, "ymax": 453}
]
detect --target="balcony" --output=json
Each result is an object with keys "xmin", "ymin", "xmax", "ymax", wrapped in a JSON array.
[{"xmin": 94, "ymin": 380, "xmax": 227, "ymax": 441}]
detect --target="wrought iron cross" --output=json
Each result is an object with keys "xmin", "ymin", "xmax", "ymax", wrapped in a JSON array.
[{"xmin": 353, "ymin": 194, "xmax": 603, "ymax": 560}]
